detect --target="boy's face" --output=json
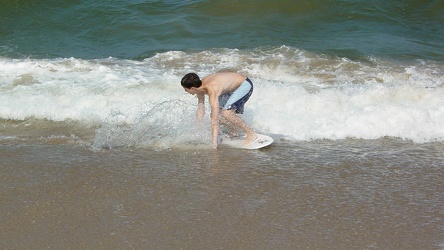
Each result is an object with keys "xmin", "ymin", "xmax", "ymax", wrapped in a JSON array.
[{"xmin": 184, "ymin": 87, "xmax": 196, "ymax": 95}]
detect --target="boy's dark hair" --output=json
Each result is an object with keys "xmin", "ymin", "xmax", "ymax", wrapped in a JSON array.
[{"xmin": 181, "ymin": 73, "xmax": 202, "ymax": 89}]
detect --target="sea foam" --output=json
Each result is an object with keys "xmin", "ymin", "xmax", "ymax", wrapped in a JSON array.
[{"xmin": 1, "ymin": 47, "xmax": 444, "ymax": 144}]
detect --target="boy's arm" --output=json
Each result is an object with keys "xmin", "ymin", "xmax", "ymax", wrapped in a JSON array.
[
  {"xmin": 196, "ymin": 94, "xmax": 205, "ymax": 121},
  {"xmin": 208, "ymin": 93, "xmax": 220, "ymax": 149}
]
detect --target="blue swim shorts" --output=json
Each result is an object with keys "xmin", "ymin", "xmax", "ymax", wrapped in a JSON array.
[{"xmin": 218, "ymin": 77, "xmax": 253, "ymax": 114}]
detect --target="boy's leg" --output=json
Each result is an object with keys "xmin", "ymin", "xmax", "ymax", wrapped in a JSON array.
[{"xmin": 221, "ymin": 109, "xmax": 256, "ymax": 143}]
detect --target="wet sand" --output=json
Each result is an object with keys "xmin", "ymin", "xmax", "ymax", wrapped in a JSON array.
[{"xmin": 1, "ymin": 137, "xmax": 443, "ymax": 249}]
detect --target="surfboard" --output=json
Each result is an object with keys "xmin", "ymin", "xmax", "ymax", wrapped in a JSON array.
[{"xmin": 223, "ymin": 134, "xmax": 273, "ymax": 149}]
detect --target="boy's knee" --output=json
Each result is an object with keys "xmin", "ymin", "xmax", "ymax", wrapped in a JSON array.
[{"xmin": 221, "ymin": 109, "xmax": 234, "ymax": 118}]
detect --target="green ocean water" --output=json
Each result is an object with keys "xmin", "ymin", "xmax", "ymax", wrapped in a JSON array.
[{"xmin": 1, "ymin": 0, "xmax": 443, "ymax": 60}]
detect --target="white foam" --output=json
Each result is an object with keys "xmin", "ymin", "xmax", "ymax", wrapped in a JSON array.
[
  {"xmin": 250, "ymin": 82, "xmax": 444, "ymax": 143},
  {"xmin": 1, "ymin": 47, "xmax": 444, "ymax": 146},
  {"xmin": 0, "ymin": 57, "xmax": 181, "ymax": 123}
]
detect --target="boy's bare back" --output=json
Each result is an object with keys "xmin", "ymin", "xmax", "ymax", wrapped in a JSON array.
[{"xmin": 201, "ymin": 72, "xmax": 247, "ymax": 96}]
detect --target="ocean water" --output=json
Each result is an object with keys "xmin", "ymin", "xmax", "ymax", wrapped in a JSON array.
[
  {"xmin": 1, "ymin": 0, "xmax": 444, "ymax": 60},
  {"xmin": 1, "ymin": 0, "xmax": 444, "ymax": 248}
]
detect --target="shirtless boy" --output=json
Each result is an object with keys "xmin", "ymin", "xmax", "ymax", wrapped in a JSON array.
[{"xmin": 181, "ymin": 72, "xmax": 257, "ymax": 149}]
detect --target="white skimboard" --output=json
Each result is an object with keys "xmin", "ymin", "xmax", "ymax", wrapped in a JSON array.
[{"xmin": 223, "ymin": 134, "xmax": 273, "ymax": 149}]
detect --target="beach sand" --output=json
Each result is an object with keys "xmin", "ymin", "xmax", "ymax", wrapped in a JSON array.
[{"xmin": 1, "ymin": 133, "xmax": 443, "ymax": 249}]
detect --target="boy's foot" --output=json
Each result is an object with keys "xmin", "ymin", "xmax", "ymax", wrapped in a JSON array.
[{"xmin": 243, "ymin": 133, "xmax": 258, "ymax": 145}]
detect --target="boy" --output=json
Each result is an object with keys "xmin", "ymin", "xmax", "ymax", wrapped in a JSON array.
[{"xmin": 181, "ymin": 72, "xmax": 257, "ymax": 149}]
